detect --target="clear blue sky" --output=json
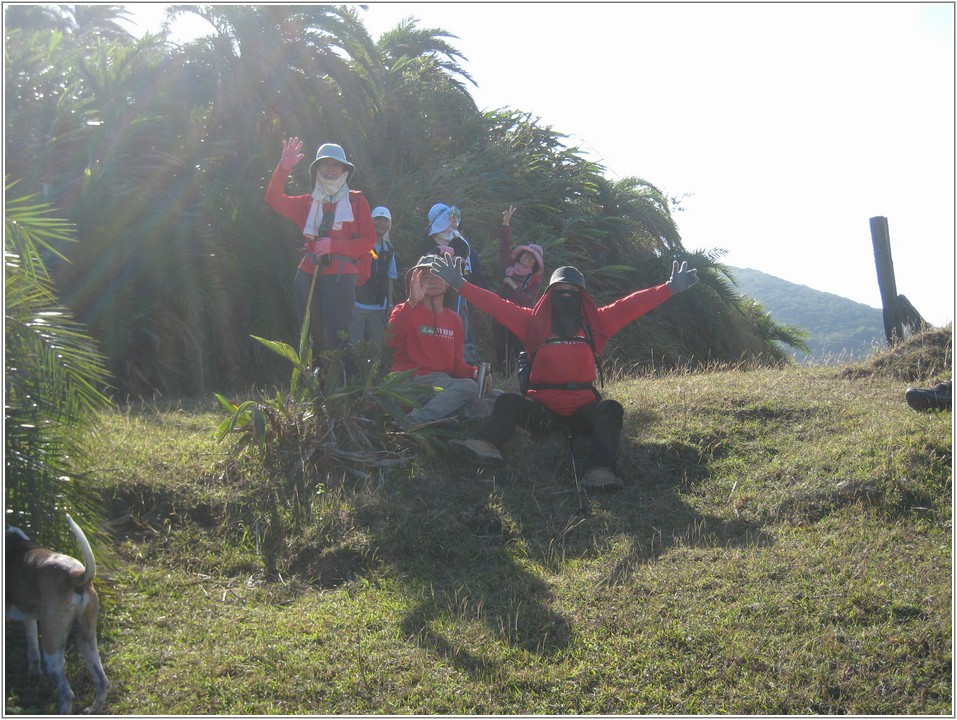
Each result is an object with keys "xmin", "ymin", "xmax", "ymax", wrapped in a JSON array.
[{"xmin": 128, "ymin": 3, "xmax": 954, "ymax": 326}]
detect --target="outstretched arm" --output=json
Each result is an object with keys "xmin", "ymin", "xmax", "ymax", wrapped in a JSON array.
[
  {"xmin": 499, "ymin": 206, "xmax": 516, "ymax": 271},
  {"xmin": 433, "ymin": 253, "xmax": 536, "ymax": 341},
  {"xmin": 596, "ymin": 260, "xmax": 700, "ymax": 337}
]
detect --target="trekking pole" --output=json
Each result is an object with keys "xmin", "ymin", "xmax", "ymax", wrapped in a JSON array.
[
  {"xmin": 298, "ymin": 258, "xmax": 321, "ymax": 375},
  {"xmin": 567, "ymin": 431, "xmax": 590, "ymax": 517}
]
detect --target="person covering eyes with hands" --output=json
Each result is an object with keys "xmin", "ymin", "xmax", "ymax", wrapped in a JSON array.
[
  {"xmin": 432, "ymin": 253, "xmax": 699, "ymax": 490},
  {"xmin": 386, "ymin": 254, "xmax": 491, "ymax": 430}
]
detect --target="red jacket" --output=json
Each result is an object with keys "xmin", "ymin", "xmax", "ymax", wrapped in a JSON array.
[
  {"xmin": 265, "ymin": 163, "xmax": 376, "ymax": 276},
  {"xmin": 387, "ymin": 301, "xmax": 477, "ymax": 379},
  {"xmin": 460, "ymin": 281, "xmax": 673, "ymax": 415}
]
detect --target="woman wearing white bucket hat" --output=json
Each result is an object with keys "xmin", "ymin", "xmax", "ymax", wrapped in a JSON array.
[
  {"xmin": 350, "ymin": 205, "xmax": 398, "ymax": 345},
  {"xmin": 266, "ymin": 137, "xmax": 376, "ymax": 368}
]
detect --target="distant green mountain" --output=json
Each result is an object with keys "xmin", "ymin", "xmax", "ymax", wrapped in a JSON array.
[{"xmin": 728, "ymin": 266, "xmax": 886, "ymax": 363}]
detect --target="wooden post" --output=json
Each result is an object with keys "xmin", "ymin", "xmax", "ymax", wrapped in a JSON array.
[{"xmin": 870, "ymin": 216, "xmax": 904, "ymax": 344}]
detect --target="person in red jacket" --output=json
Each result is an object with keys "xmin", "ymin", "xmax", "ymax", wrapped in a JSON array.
[
  {"xmin": 495, "ymin": 205, "xmax": 545, "ymax": 371},
  {"xmin": 387, "ymin": 255, "xmax": 486, "ymax": 428},
  {"xmin": 432, "ymin": 255, "xmax": 699, "ymax": 489},
  {"xmin": 266, "ymin": 137, "xmax": 376, "ymax": 364}
]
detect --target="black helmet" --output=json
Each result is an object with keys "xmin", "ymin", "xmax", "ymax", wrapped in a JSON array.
[{"xmin": 547, "ymin": 266, "xmax": 586, "ymax": 291}]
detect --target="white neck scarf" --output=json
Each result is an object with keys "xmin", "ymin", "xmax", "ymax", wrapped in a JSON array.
[{"xmin": 304, "ymin": 177, "xmax": 353, "ymax": 237}]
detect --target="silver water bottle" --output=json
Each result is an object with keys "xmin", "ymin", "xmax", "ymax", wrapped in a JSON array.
[{"xmin": 475, "ymin": 362, "xmax": 490, "ymax": 398}]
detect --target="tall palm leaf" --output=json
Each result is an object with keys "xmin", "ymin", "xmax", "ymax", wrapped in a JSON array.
[
  {"xmin": 55, "ymin": 4, "xmax": 136, "ymax": 43},
  {"xmin": 5, "ymin": 182, "xmax": 111, "ymax": 550},
  {"xmin": 376, "ymin": 17, "xmax": 476, "ymax": 87}
]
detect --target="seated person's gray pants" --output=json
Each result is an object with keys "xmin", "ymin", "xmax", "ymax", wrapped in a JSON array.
[{"xmin": 408, "ymin": 372, "xmax": 479, "ymax": 424}]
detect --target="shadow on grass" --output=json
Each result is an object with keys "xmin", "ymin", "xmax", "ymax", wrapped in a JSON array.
[
  {"xmin": 92, "ymin": 402, "xmax": 772, "ymax": 683},
  {"xmin": 371, "ymin": 466, "xmax": 577, "ymax": 675},
  {"xmin": 360, "ymin": 410, "xmax": 772, "ymax": 678}
]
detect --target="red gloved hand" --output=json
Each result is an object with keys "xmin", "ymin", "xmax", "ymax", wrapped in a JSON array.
[{"xmin": 311, "ymin": 237, "xmax": 332, "ymax": 257}]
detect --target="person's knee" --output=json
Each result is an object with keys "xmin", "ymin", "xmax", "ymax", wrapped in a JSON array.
[
  {"xmin": 596, "ymin": 399, "xmax": 624, "ymax": 427},
  {"xmin": 492, "ymin": 392, "xmax": 525, "ymax": 415},
  {"xmin": 451, "ymin": 378, "xmax": 479, "ymax": 396}
]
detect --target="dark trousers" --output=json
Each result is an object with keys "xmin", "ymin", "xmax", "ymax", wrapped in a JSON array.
[
  {"xmin": 294, "ymin": 269, "xmax": 356, "ymax": 355},
  {"xmin": 476, "ymin": 392, "xmax": 624, "ymax": 470}
]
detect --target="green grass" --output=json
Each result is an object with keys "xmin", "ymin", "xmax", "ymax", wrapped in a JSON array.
[{"xmin": 5, "ymin": 333, "xmax": 952, "ymax": 715}]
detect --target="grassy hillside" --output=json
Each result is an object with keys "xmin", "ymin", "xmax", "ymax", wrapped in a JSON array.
[
  {"xmin": 5, "ymin": 330, "xmax": 952, "ymax": 715},
  {"xmin": 728, "ymin": 266, "xmax": 886, "ymax": 363}
]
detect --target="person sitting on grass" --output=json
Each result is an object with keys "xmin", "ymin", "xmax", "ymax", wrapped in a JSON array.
[
  {"xmin": 387, "ymin": 254, "xmax": 490, "ymax": 430},
  {"xmin": 431, "ymin": 255, "xmax": 699, "ymax": 490}
]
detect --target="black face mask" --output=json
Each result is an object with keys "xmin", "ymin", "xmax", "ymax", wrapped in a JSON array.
[{"xmin": 551, "ymin": 289, "xmax": 582, "ymax": 316}]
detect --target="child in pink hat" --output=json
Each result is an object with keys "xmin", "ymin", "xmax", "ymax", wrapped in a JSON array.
[
  {"xmin": 498, "ymin": 206, "xmax": 544, "ymax": 306},
  {"xmin": 503, "ymin": 243, "xmax": 545, "ymax": 294},
  {"xmin": 496, "ymin": 205, "xmax": 545, "ymax": 370}
]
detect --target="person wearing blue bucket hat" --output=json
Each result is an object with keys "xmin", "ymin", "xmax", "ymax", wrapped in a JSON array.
[
  {"xmin": 266, "ymin": 137, "xmax": 376, "ymax": 368},
  {"xmin": 422, "ymin": 202, "xmax": 485, "ymax": 365}
]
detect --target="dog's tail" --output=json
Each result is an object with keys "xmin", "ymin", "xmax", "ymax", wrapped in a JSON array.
[{"xmin": 65, "ymin": 513, "xmax": 96, "ymax": 587}]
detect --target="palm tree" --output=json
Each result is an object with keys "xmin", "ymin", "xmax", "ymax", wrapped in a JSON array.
[
  {"xmin": 137, "ymin": 5, "xmax": 388, "ymax": 390},
  {"xmin": 168, "ymin": 4, "xmax": 376, "ymax": 149},
  {"xmin": 56, "ymin": 4, "xmax": 136, "ymax": 43},
  {"xmin": 5, "ymin": 182, "xmax": 112, "ymax": 550},
  {"xmin": 361, "ymin": 16, "xmax": 479, "ymax": 186},
  {"xmin": 4, "ymin": 4, "xmax": 135, "ymax": 42},
  {"xmin": 594, "ymin": 177, "xmax": 683, "ymax": 255},
  {"xmin": 3, "ymin": 4, "xmax": 63, "ymax": 31},
  {"xmin": 5, "ymin": 6, "xmax": 811, "ymax": 396}
]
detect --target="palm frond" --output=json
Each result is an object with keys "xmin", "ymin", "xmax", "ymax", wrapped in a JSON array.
[{"xmin": 5, "ymin": 181, "xmax": 112, "ymax": 551}]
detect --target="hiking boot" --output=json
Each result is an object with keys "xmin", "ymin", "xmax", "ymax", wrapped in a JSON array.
[
  {"xmin": 905, "ymin": 380, "xmax": 952, "ymax": 412},
  {"xmin": 450, "ymin": 438, "xmax": 503, "ymax": 461},
  {"xmin": 581, "ymin": 466, "xmax": 624, "ymax": 490}
]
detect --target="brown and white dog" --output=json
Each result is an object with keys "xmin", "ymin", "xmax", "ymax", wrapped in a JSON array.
[{"xmin": 6, "ymin": 514, "xmax": 110, "ymax": 714}]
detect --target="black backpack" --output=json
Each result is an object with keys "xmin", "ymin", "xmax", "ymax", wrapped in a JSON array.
[{"xmin": 355, "ymin": 241, "xmax": 393, "ymax": 306}]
